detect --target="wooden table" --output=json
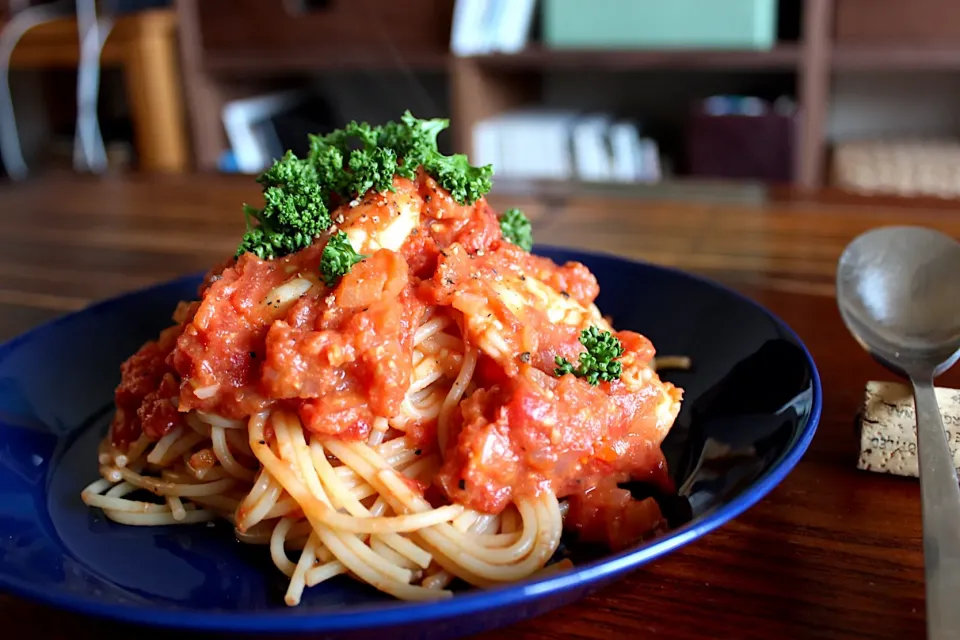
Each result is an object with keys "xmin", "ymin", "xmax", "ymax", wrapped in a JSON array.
[{"xmin": 3, "ymin": 175, "xmax": 960, "ymax": 639}]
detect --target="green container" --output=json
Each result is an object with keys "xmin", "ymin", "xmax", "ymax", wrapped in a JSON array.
[{"xmin": 542, "ymin": 0, "xmax": 778, "ymax": 50}]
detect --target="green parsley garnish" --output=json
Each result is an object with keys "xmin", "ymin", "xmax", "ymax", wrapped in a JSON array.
[
  {"xmin": 308, "ymin": 110, "xmax": 494, "ymax": 205},
  {"xmin": 498, "ymin": 208, "xmax": 533, "ymax": 251},
  {"xmin": 554, "ymin": 326, "xmax": 625, "ymax": 385},
  {"xmin": 320, "ymin": 231, "xmax": 365, "ymax": 287},
  {"xmin": 237, "ymin": 111, "xmax": 494, "ymax": 260},
  {"xmin": 378, "ymin": 112, "xmax": 494, "ymax": 203},
  {"xmin": 308, "ymin": 122, "xmax": 400, "ymax": 200},
  {"xmin": 237, "ymin": 151, "xmax": 331, "ymax": 259}
]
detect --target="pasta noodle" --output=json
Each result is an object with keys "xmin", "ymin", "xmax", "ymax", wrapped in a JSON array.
[{"xmin": 81, "ymin": 167, "xmax": 685, "ymax": 605}]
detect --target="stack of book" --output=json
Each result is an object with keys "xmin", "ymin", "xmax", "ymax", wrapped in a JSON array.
[{"xmin": 472, "ymin": 110, "xmax": 662, "ymax": 184}]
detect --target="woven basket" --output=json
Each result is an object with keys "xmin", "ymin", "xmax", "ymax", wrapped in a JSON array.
[{"xmin": 832, "ymin": 139, "xmax": 960, "ymax": 198}]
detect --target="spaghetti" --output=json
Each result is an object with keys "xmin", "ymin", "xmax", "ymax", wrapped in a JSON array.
[{"xmin": 82, "ymin": 169, "xmax": 684, "ymax": 605}]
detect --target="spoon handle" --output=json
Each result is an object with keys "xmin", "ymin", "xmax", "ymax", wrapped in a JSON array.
[{"xmin": 913, "ymin": 378, "xmax": 960, "ymax": 640}]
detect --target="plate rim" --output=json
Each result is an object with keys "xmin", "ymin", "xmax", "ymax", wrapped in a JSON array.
[{"xmin": 0, "ymin": 245, "xmax": 823, "ymax": 632}]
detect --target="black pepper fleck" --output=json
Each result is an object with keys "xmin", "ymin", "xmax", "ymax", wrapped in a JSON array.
[
  {"xmin": 561, "ymin": 291, "xmax": 570, "ymax": 298},
  {"xmin": 519, "ymin": 275, "xmax": 526, "ymax": 281},
  {"xmin": 458, "ymin": 479, "xmax": 466, "ymax": 490},
  {"xmin": 424, "ymin": 195, "xmax": 432, "ymax": 202},
  {"xmin": 519, "ymin": 352, "xmax": 531, "ymax": 363},
  {"xmin": 415, "ymin": 449, "xmax": 422, "ymax": 456},
  {"xmin": 258, "ymin": 440, "xmax": 266, "ymax": 445},
  {"xmin": 444, "ymin": 278, "xmax": 455, "ymax": 285},
  {"xmin": 250, "ymin": 351, "xmax": 257, "ymax": 359}
]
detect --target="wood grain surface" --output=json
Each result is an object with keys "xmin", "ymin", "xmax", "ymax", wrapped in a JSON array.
[{"xmin": 2, "ymin": 175, "xmax": 960, "ymax": 639}]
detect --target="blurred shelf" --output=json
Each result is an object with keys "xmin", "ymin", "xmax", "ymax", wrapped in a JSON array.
[
  {"xmin": 831, "ymin": 45, "xmax": 960, "ymax": 70},
  {"xmin": 204, "ymin": 50, "xmax": 450, "ymax": 74},
  {"xmin": 203, "ymin": 45, "xmax": 805, "ymax": 75},
  {"xmin": 203, "ymin": 43, "xmax": 960, "ymax": 75},
  {"xmin": 467, "ymin": 44, "xmax": 803, "ymax": 71},
  {"xmin": 186, "ymin": 0, "xmax": 960, "ymax": 190}
]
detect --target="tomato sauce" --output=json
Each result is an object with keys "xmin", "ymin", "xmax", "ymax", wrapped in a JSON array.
[
  {"xmin": 563, "ymin": 478, "xmax": 669, "ymax": 551},
  {"xmin": 435, "ymin": 367, "xmax": 672, "ymax": 513},
  {"xmin": 112, "ymin": 326, "xmax": 181, "ymax": 445},
  {"xmin": 109, "ymin": 170, "xmax": 680, "ymax": 550}
]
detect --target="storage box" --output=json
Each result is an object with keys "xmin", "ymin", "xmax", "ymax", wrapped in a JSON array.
[
  {"xmin": 541, "ymin": 0, "xmax": 778, "ymax": 50},
  {"xmin": 686, "ymin": 103, "xmax": 796, "ymax": 183}
]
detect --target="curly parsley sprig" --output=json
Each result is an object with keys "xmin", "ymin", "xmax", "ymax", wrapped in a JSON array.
[
  {"xmin": 308, "ymin": 123, "xmax": 399, "ymax": 200},
  {"xmin": 555, "ymin": 326, "xmax": 625, "ymax": 385},
  {"xmin": 237, "ymin": 111, "xmax": 494, "ymax": 261},
  {"xmin": 498, "ymin": 208, "xmax": 533, "ymax": 251},
  {"xmin": 237, "ymin": 152, "xmax": 331, "ymax": 259},
  {"xmin": 306, "ymin": 110, "xmax": 494, "ymax": 206},
  {"xmin": 320, "ymin": 231, "xmax": 366, "ymax": 287}
]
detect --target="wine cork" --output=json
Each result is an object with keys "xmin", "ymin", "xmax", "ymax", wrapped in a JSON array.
[{"xmin": 858, "ymin": 381, "xmax": 960, "ymax": 477}]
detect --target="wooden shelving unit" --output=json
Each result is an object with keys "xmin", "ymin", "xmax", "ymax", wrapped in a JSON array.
[
  {"xmin": 467, "ymin": 45, "xmax": 804, "ymax": 71},
  {"xmin": 176, "ymin": 0, "xmax": 960, "ymax": 191}
]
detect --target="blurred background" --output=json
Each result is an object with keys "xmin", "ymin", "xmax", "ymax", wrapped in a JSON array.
[{"xmin": 2, "ymin": 0, "xmax": 960, "ymax": 199}]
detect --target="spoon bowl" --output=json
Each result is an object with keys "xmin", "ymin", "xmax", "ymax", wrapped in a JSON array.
[
  {"xmin": 837, "ymin": 226, "xmax": 960, "ymax": 378},
  {"xmin": 837, "ymin": 225, "xmax": 960, "ymax": 640}
]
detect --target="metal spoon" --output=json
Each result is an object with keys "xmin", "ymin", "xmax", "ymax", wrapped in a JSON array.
[{"xmin": 837, "ymin": 226, "xmax": 960, "ymax": 639}]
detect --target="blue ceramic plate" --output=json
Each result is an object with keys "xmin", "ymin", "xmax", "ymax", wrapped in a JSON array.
[{"xmin": 0, "ymin": 247, "xmax": 821, "ymax": 639}]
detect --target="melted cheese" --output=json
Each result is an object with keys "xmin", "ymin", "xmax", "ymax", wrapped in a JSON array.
[
  {"xmin": 655, "ymin": 383, "xmax": 683, "ymax": 444},
  {"xmin": 339, "ymin": 188, "xmax": 421, "ymax": 255},
  {"xmin": 490, "ymin": 273, "xmax": 608, "ymax": 330}
]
